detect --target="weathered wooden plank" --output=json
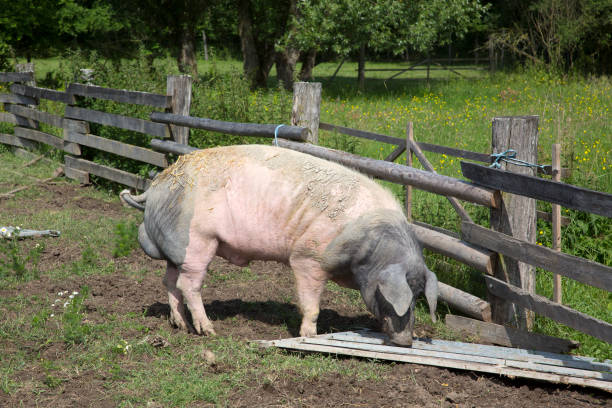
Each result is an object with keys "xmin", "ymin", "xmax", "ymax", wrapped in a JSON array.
[
  {"xmin": 0, "ymin": 93, "xmax": 37, "ymax": 105},
  {"xmin": 5, "ymin": 104, "xmax": 65, "ymax": 128},
  {"xmin": 411, "ymin": 223, "xmax": 495, "ymax": 275},
  {"xmin": 416, "ymin": 141, "xmax": 490, "ymax": 163},
  {"xmin": 277, "ymin": 139, "xmax": 501, "ymax": 208},
  {"xmin": 64, "ymin": 156, "xmax": 151, "ymax": 190},
  {"xmin": 64, "ymin": 165, "xmax": 90, "ymax": 184},
  {"xmin": 301, "ymin": 337, "xmax": 612, "ymax": 381},
  {"xmin": 65, "ymin": 106, "xmax": 170, "ymax": 138},
  {"xmin": 485, "ymin": 275, "xmax": 612, "ymax": 344},
  {"xmin": 326, "ymin": 331, "xmax": 606, "ymax": 372},
  {"xmin": 150, "ymin": 112, "xmax": 309, "ymax": 142},
  {"xmin": 445, "ymin": 314, "xmax": 579, "ymax": 354},
  {"xmin": 67, "ymin": 83, "xmax": 171, "ymax": 108},
  {"xmin": 319, "ymin": 122, "xmax": 404, "ymax": 146},
  {"xmin": 0, "ymin": 133, "xmax": 38, "ymax": 150},
  {"xmin": 0, "ymin": 72, "xmax": 34, "ymax": 83},
  {"xmin": 462, "ymin": 222, "xmax": 612, "ymax": 293},
  {"xmin": 0, "ymin": 111, "xmax": 36, "ymax": 127},
  {"xmin": 10, "ymin": 84, "xmax": 75, "ymax": 104},
  {"xmin": 166, "ymin": 76, "xmax": 193, "ymax": 144},
  {"xmin": 438, "ymin": 282, "xmax": 492, "ymax": 322},
  {"xmin": 64, "ymin": 131, "xmax": 167, "ymax": 167},
  {"xmin": 14, "ymin": 127, "xmax": 80, "ymax": 155},
  {"xmin": 150, "ymin": 138, "xmax": 198, "ymax": 155},
  {"xmin": 263, "ymin": 338, "xmax": 612, "ymax": 392},
  {"xmin": 461, "ymin": 161, "xmax": 612, "ymax": 218}
]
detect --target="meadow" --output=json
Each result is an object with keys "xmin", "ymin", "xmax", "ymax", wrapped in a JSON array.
[{"xmin": 0, "ymin": 55, "xmax": 610, "ymax": 405}]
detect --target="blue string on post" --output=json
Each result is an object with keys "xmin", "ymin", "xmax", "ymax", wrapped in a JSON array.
[
  {"xmin": 273, "ymin": 124, "xmax": 285, "ymax": 147},
  {"xmin": 489, "ymin": 149, "xmax": 546, "ymax": 170}
]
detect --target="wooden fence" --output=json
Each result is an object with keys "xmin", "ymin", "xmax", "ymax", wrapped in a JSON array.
[{"xmin": 1, "ymin": 71, "xmax": 610, "ymax": 348}]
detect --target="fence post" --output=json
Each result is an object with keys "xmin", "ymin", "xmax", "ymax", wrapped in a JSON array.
[
  {"xmin": 291, "ymin": 82, "xmax": 321, "ymax": 144},
  {"xmin": 166, "ymin": 75, "xmax": 192, "ymax": 145},
  {"xmin": 405, "ymin": 121, "xmax": 414, "ymax": 221},
  {"xmin": 552, "ymin": 143, "xmax": 562, "ymax": 303},
  {"xmin": 489, "ymin": 116, "xmax": 539, "ymax": 330}
]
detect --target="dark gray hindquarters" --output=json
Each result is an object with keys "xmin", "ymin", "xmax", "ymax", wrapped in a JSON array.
[{"xmin": 140, "ymin": 181, "xmax": 195, "ymax": 267}]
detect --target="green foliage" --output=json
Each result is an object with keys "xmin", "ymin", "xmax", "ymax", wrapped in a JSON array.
[
  {"xmin": 62, "ymin": 286, "xmax": 91, "ymax": 345},
  {"xmin": 0, "ymin": 236, "xmax": 45, "ymax": 283},
  {"xmin": 296, "ymin": 0, "xmax": 489, "ymax": 56},
  {"xmin": 113, "ymin": 221, "xmax": 139, "ymax": 258}
]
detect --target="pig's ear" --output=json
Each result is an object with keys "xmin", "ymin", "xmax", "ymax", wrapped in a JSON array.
[
  {"xmin": 424, "ymin": 268, "xmax": 438, "ymax": 323},
  {"xmin": 376, "ymin": 265, "xmax": 413, "ymax": 317}
]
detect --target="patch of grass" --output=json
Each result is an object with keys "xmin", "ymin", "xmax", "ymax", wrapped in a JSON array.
[
  {"xmin": 0, "ymin": 236, "xmax": 45, "ymax": 284},
  {"xmin": 112, "ymin": 220, "xmax": 139, "ymax": 258},
  {"xmin": 62, "ymin": 286, "xmax": 92, "ymax": 345},
  {"xmin": 207, "ymin": 266, "xmax": 257, "ymax": 284}
]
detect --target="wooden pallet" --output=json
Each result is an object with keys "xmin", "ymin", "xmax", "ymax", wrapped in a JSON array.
[{"xmin": 257, "ymin": 330, "xmax": 612, "ymax": 393}]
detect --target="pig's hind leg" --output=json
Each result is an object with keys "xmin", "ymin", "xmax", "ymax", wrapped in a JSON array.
[
  {"xmin": 163, "ymin": 262, "xmax": 195, "ymax": 333},
  {"xmin": 290, "ymin": 256, "xmax": 328, "ymax": 337},
  {"xmin": 176, "ymin": 237, "xmax": 218, "ymax": 336}
]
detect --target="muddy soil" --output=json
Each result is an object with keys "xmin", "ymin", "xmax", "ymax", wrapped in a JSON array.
[{"xmin": 1, "ymin": 182, "xmax": 610, "ymax": 407}]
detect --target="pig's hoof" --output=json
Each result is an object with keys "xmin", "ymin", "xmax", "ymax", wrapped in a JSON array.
[
  {"xmin": 169, "ymin": 314, "xmax": 194, "ymax": 333},
  {"xmin": 299, "ymin": 325, "xmax": 317, "ymax": 338},
  {"xmin": 194, "ymin": 322, "xmax": 216, "ymax": 336}
]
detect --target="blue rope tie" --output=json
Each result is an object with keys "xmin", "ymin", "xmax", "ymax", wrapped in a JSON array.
[
  {"xmin": 273, "ymin": 124, "xmax": 285, "ymax": 147},
  {"xmin": 490, "ymin": 149, "xmax": 546, "ymax": 170}
]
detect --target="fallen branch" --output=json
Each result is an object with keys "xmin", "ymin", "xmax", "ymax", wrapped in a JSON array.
[{"xmin": 22, "ymin": 154, "xmax": 44, "ymax": 167}]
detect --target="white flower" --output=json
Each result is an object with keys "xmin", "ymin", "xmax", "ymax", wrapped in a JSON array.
[
  {"xmin": 72, "ymin": 291, "xmax": 79, "ymax": 295},
  {"xmin": 63, "ymin": 302, "xmax": 69, "ymax": 308},
  {"xmin": 50, "ymin": 314, "xmax": 54, "ymax": 317},
  {"xmin": 69, "ymin": 295, "xmax": 74, "ymax": 299}
]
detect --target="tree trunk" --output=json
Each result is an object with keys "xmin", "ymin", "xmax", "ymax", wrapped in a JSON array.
[
  {"xmin": 177, "ymin": 28, "xmax": 198, "ymax": 79},
  {"xmin": 238, "ymin": 0, "xmax": 275, "ymax": 88},
  {"xmin": 358, "ymin": 44, "xmax": 366, "ymax": 90},
  {"xmin": 299, "ymin": 49, "xmax": 317, "ymax": 81},
  {"xmin": 276, "ymin": 48, "xmax": 300, "ymax": 90}
]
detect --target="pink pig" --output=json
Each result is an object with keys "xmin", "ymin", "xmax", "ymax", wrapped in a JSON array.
[{"xmin": 121, "ymin": 144, "xmax": 437, "ymax": 346}]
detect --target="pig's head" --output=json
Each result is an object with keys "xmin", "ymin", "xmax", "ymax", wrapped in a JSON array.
[{"xmin": 359, "ymin": 260, "xmax": 438, "ymax": 347}]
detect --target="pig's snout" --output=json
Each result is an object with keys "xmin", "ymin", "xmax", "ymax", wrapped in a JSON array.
[{"xmin": 382, "ymin": 312, "xmax": 415, "ymax": 347}]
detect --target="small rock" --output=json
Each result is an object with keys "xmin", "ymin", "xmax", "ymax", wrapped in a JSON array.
[
  {"xmin": 148, "ymin": 335, "xmax": 169, "ymax": 348},
  {"xmin": 202, "ymin": 349, "xmax": 216, "ymax": 365}
]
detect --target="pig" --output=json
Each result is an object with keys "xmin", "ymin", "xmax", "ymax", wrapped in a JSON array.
[{"xmin": 120, "ymin": 144, "xmax": 438, "ymax": 346}]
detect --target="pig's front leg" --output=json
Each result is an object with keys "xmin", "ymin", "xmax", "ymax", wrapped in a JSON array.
[
  {"xmin": 290, "ymin": 256, "xmax": 328, "ymax": 337},
  {"xmin": 163, "ymin": 262, "xmax": 194, "ymax": 332},
  {"xmin": 176, "ymin": 238, "xmax": 218, "ymax": 336}
]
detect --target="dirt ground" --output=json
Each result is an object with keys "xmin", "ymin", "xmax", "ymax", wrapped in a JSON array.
[{"xmin": 1, "ymin": 182, "xmax": 611, "ymax": 407}]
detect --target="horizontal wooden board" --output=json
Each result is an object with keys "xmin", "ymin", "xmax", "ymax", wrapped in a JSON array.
[
  {"xmin": 0, "ymin": 93, "xmax": 37, "ymax": 105},
  {"xmin": 64, "ymin": 165, "xmax": 89, "ymax": 184},
  {"xmin": 417, "ymin": 141, "xmax": 490, "ymax": 162},
  {"xmin": 67, "ymin": 83, "xmax": 172, "ymax": 109},
  {"xmin": 64, "ymin": 156, "xmax": 151, "ymax": 190},
  {"xmin": 151, "ymin": 112, "xmax": 308, "ymax": 142},
  {"xmin": 10, "ymin": 84, "xmax": 75, "ymax": 104},
  {"xmin": 319, "ymin": 122, "xmax": 404, "ymax": 146},
  {"xmin": 15, "ymin": 127, "xmax": 80, "ymax": 155},
  {"xmin": 0, "ymin": 72, "xmax": 34, "ymax": 83},
  {"xmin": 64, "ymin": 131, "xmax": 167, "ymax": 167},
  {"xmin": 0, "ymin": 112, "xmax": 37, "ymax": 127},
  {"xmin": 537, "ymin": 210, "xmax": 570, "ymax": 226},
  {"xmin": 65, "ymin": 106, "xmax": 170, "ymax": 138},
  {"xmin": 485, "ymin": 275, "xmax": 612, "ymax": 344},
  {"xmin": 462, "ymin": 222, "xmax": 612, "ymax": 292},
  {"xmin": 5, "ymin": 104, "xmax": 65, "ymax": 129},
  {"xmin": 445, "ymin": 314, "xmax": 579, "ymax": 354},
  {"xmin": 0, "ymin": 133, "xmax": 38, "ymax": 150},
  {"xmin": 461, "ymin": 161, "xmax": 612, "ymax": 217}
]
